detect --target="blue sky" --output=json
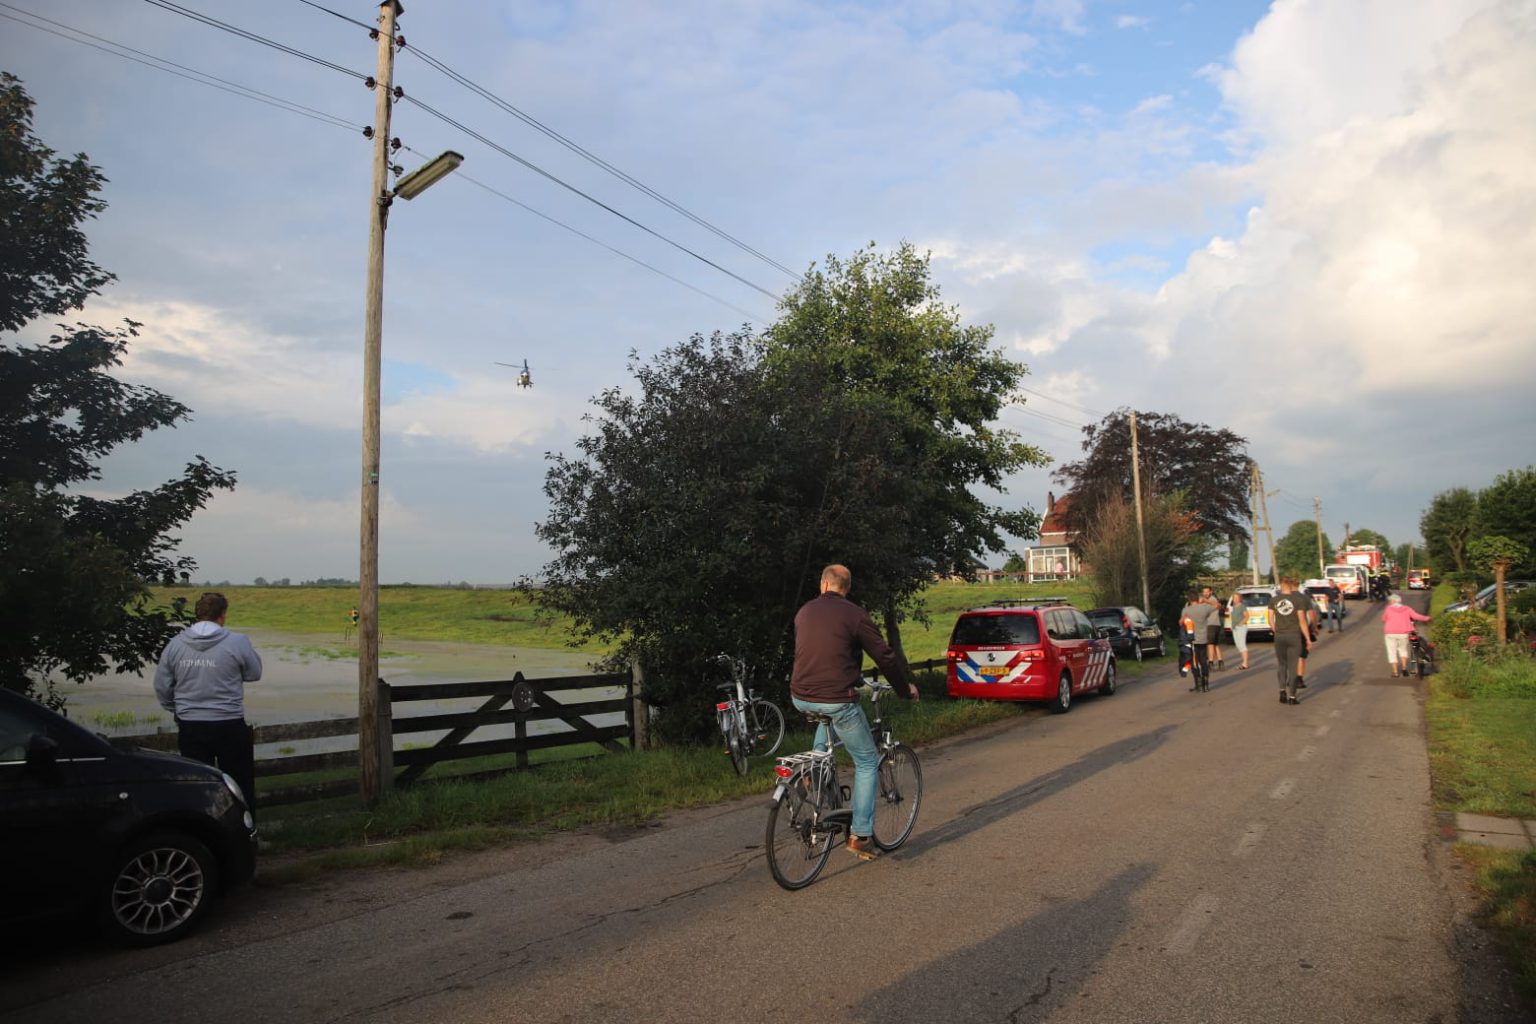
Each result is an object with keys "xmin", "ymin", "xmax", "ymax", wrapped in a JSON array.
[{"xmin": 2, "ymin": 0, "xmax": 1533, "ymax": 583}]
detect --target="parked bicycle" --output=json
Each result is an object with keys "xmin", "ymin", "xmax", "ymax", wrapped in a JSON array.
[
  {"xmin": 765, "ymin": 680, "xmax": 923, "ymax": 890},
  {"xmin": 713, "ymin": 655, "xmax": 786, "ymax": 776},
  {"xmin": 1408, "ymin": 628, "xmax": 1436, "ymax": 679}
]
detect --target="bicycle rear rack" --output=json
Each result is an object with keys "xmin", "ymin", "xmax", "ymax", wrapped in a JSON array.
[{"xmin": 775, "ymin": 749, "xmax": 834, "ymax": 771}]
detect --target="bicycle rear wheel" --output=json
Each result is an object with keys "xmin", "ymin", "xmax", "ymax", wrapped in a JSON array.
[
  {"xmin": 766, "ymin": 779, "xmax": 834, "ymax": 890},
  {"xmin": 872, "ymin": 743, "xmax": 923, "ymax": 851},
  {"xmin": 725, "ymin": 715, "xmax": 749, "ymax": 776},
  {"xmin": 748, "ymin": 699, "xmax": 786, "ymax": 758}
]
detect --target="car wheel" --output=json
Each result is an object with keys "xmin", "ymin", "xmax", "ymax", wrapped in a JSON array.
[
  {"xmin": 1048, "ymin": 672, "xmax": 1072, "ymax": 714},
  {"xmin": 1098, "ymin": 660, "xmax": 1118, "ymax": 696},
  {"xmin": 101, "ymin": 831, "xmax": 219, "ymax": 947},
  {"xmin": 1133, "ymin": 641, "xmax": 1144, "ymax": 663}
]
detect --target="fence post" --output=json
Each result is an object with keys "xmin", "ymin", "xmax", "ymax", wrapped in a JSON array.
[
  {"xmin": 375, "ymin": 678, "xmax": 394, "ymax": 795},
  {"xmin": 630, "ymin": 660, "xmax": 649, "ymax": 752},
  {"xmin": 513, "ymin": 671, "xmax": 529, "ymax": 769}
]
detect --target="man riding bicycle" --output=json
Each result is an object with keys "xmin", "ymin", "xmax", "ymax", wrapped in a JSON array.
[{"xmin": 790, "ymin": 564, "xmax": 918, "ymax": 861}]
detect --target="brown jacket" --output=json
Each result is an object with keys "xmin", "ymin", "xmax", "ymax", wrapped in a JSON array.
[{"xmin": 790, "ymin": 592, "xmax": 914, "ymax": 704}]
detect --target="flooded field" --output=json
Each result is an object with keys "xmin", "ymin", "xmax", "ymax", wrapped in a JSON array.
[{"xmin": 61, "ymin": 629, "xmax": 616, "ymax": 755}]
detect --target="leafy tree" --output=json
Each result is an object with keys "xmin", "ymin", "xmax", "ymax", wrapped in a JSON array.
[
  {"xmin": 1474, "ymin": 467, "xmax": 1536, "ymax": 575},
  {"xmin": 531, "ymin": 246, "xmax": 1046, "ymax": 740},
  {"xmin": 1228, "ymin": 537, "xmax": 1250, "ymax": 574},
  {"xmin": 1342, "ymin": 526, "xmax": 1390, "ymax": 552},
  {"xmin": 1053, "ymin": 409, "xmax": 1251, "ymax": 543},
  {"xmin": 0, "ymin": 74, "xmax": 235, "ymax": 705},
  {"xmin": 1420, "ymin": 487, "xmax": 1478, "ymax": 574},
  {"xmin": 762, "ymin": 243, "xmax": 1047, "ymax": 650},
  {"xmin": 1468, "ymin": 535, "xmax": 1529, "ymax": 644},
  {"xmin": 1001, "ymin": 552, "xmax": 1027, "ymax": 573},
  {"xmin": 1273, "ymin": 520, "xmax": 1332, "ymax": 580},
  {"xmin": 1080, "ymin": 492, "xmax": 1203, "ymax": 628}
]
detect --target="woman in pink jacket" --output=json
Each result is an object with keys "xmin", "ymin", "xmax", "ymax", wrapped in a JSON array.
[{"xmin": 1382, "ymin": 593, "xmax": 1431, "ymax": 677}]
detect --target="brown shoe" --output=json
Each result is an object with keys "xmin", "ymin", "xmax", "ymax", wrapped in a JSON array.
[{"xmin": 845, "ymin": 835, "xmax": 880, "ymax": 861}]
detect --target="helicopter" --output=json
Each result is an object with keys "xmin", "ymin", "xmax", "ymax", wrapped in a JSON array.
[{"xmin": 494, "ymin": 359, "xmax": 533, "ymax": 388}]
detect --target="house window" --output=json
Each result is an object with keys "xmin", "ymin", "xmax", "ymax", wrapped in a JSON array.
[{"xmin": 1029, "ymin": 546, "xmax": 1075, "ymax": 580}]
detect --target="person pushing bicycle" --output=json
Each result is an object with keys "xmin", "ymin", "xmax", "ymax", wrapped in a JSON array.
[{"xmin": 790, "ymin": 564, "xmax": 918, "ymax": 861}]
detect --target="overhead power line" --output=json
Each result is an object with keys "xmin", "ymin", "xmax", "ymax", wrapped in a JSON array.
[
  {"xmin": 1017, "ymin": 384, "xmax": 1105, "ymax": 420},
  {"xmin": 292, "ymin": 0, "xmax": 798, "ymax": 281},
  {"xmin": 290, "ymin": 0, "xmax": 792, "ymax": 280},
  {"xmin": 401, "ymin": 94, "xmax": 782, "ymax": 303},
  {"xmin": 399, "ymin": 148, "xmax": 770, "ymax": 325},
  {"xmin": 0, "ymin": 4, "xmax": 365, "ymax": 131},
  {"xmin": 140, "ymin": 0, "xmax": 368, "ymax": 81}
]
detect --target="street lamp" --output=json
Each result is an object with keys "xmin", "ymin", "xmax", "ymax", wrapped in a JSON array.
[{"xmin": 357, "ymin": 1, "xmax": 461, "ymax": 804}]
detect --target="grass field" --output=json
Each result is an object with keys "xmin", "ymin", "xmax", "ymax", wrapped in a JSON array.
[{"xmin": 154, "ymin": 578, "xmax": 1101, "ymax": 660}]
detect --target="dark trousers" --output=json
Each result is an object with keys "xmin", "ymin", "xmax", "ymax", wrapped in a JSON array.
[
  {"xmin": 177, "ymin": 718, "xmax": 256, "ymax": 812},
  {"xmin": 1273, "ymin": 634, "xmax": 1304, "ymax": 697}
]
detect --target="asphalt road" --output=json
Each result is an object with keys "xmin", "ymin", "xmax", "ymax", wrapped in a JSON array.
[{"xmin": 3, "ymin": 594, "xmax": 1526, "ymax": 1023}]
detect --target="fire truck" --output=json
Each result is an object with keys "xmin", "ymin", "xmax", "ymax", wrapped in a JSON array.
[{"xmin": 1327, "ymin": 545, "xmax": 1385, "ymax": 599}]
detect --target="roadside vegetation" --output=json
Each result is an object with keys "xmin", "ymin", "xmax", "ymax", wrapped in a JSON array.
[{"xmin": 1422, "ymin": 583, "xmax": 1536, "ymax": 1008}]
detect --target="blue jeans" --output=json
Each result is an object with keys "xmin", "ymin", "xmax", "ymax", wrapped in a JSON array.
[{"xmin": 792, "ymin": 697, "xmax": 879, "ymax": 840}]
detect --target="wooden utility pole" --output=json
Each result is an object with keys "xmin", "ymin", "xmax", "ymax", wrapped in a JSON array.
[
  {"xmin": 1248, "ymin": 463, "xmax": 1261, "ymax": 585},
  {"xmin": 1129, "ymin": 410, "xmax": 1151, "ymax": 613},
  {"xmin": 1254, "ymin": 463, "xmax": 1278, "ymax": 582},
  {"xmin": 1313, "ymin": 496, "xmax": 1326, "ymax": 577},
  {"xmin": 1342, "ymin": 521, "xmax": 1351, "ymax": 551},
  {"xmin": 358, "ymin": 0, "xmax": 403, "ymax": 804}
]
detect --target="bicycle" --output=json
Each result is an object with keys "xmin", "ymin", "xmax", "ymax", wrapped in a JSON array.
[
  {"xmin": 713, "ymin": 655, "xmax": 786, "ymax": 776},
  {"xmin": 764, "ymin": 680, "xmax": 923, "ymax": 891},
  {"xmin": 1408, "ymin": 629, "xmax": 1435, "ymax": 679},
  {"xmin": 1180, "ymin": 623, "xmax": 1209, "ymax": 693}
]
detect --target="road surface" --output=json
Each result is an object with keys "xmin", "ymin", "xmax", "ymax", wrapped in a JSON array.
[{"xmin": 2, "ymin": 595, "xmax": 1525, "ymax": 1023}]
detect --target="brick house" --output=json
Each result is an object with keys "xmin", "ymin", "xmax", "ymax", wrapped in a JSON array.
[{"xmin": 1029, "ymin": 491, "xmax": 1082, "ymax": 582}]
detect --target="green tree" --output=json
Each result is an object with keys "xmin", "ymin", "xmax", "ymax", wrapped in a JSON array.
[
  {"xmin": 532, "ymin": 246, "xmax": 1046, "ymax": 739},
  {"xmin": 1468, "ymin": 535, "xmax": 1530, "ymax": 644},
  {"xmin": 1274, "ymin": 520, "xmax": 1332, "ymax": 580},
  {"xmin": 1228, "ymin": 537, "xmax": 1251, "ymax": 574},
  {"xmin": 762, "ymin": 243, "xmax": 1048, "ymax": 650},
  {"xmin": 1420, "ymin": 487, "xmax": 1478, "ymax": 573},
  {"xmin": 1001, "ymin": 552, "xmax": 1027, "ymax": 573},
  {"xmin": 1053, "ymin": 410, "xmax": 1251, "ymax": 543},
  {"xmin": 1342, "ymin": 527, "xmax": 1390, "ymax": 552},
  {"xmin": 0, "ymin": 74, "xmax": 235, "ymax": 705},
  {"xmin": 1475, "ymin": 467, "xmax": 1536, "ymax": 575}
]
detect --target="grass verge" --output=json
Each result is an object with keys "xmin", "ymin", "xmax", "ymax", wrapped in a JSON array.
[
  {"xmin": 259, "ymin": 659, "xmax": 1157, "ymax": 869},
  {"xmin": 1424, "ymin": 648, "xmax": 1536, "ymax": 1011}
]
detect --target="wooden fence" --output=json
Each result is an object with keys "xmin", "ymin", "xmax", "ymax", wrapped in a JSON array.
[
  {"xmin": 115, "ymin": 669, "xmax": 637, "ymax": 807},
  {"xmin": 114, "ymin": 658, "xmax": 950, "ymax": 806}
]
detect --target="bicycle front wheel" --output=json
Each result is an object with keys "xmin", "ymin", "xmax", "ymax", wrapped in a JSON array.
[
  {"xmin": 872, "ymin": 743, "xmax": 923, "ymax": 851},
  {"xmin": 766, "ymin": 780, "xmax": 834, "ymax": 890},
  {"xmin": 748, "ymin": 699, "xmax": 785, "ymax": 757}
]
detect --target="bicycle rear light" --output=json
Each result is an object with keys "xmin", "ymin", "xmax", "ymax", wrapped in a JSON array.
[
  {"xmin": 774, "ymin": 765, "xmax": 793, "ymax": 778},
  {"xmin": 715, "ymin": 702, "xmax": 731, "ymax": 711}
]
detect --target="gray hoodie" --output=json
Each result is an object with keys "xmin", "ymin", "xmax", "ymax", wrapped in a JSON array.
[{"xmin": 153, "ymin": 621, "xmax": 263, "ymax": 722}]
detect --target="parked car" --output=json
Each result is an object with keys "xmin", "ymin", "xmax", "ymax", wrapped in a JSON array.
[
  {"xmin": 1444, "ymin": 580, "xmax": 1535, "ymax": 614},
  {"xmin": 1226, "ymin": 585, "xmax": 1278, "ymax": 640},
  {"xmin": 0, "ymin": 687, "xmax": 256, "ymax": 946},
  {"xmin": 1086, "ymin": 606, "xmax": 1166, "ymax": 662},
  {"xmin": 946, "ymin": 599, "xmax": 1116, "ymax": 713}
]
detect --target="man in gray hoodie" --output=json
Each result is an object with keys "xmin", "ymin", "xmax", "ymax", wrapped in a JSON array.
[{"xmin": 154, "ymin": 592, "xmax": 263, "ymax": 811}]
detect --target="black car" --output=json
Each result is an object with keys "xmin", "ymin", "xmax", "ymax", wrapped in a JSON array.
[
  {"xmin": 0, "ymin": 687, "xmax": 256, "ymax": 946},
  {"xmin": 1086, "ymin": 606, "xmax": 1166, "ymax": 662}
]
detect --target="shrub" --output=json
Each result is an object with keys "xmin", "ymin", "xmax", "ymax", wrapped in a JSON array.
[
  {"xmin": 1439, "ymin": 648, "xmax": 1536, "ymax": 700},
  {"xmin": 1433, "ymin": 610, "xmax": 1497, "ymax": 652}
]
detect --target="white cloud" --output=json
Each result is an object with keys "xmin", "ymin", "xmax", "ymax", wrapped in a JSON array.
[{"xmin": 1117, "ymin": 15, "xmax": 1152, "ymax": 30}]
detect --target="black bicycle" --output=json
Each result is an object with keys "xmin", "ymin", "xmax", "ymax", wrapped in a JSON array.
[
  {"xmin": 1408, "ymin": 629, "xmax": 1435, "ymax": 679},
  {"xmin": 764, "ymin": 681, "xmax": 922, "ymax": 890},
  {"xmin": 713, "ymin": 655, "xmax": 785, "ymax": 776}
]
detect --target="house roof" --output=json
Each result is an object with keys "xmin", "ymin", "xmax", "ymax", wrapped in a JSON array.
[{"xmin": 1040, "ymin": 493, "xmax": 1076, "ymax": 539}]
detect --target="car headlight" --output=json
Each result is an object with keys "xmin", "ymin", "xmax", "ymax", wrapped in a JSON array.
[{"xmin": 222, "ymin": 771, "xmax": 246, "ymax": 805}]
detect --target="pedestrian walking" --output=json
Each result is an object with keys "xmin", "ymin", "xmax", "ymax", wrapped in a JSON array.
[
  {"xmin": 1228, "ymin": 591, "xmax": 1250, "ymax": 669},
  {"xmin": 1327, "ymin": 583, "xmax": 1344, "ymax": 632},
  {"xmin": 153, "ymin": 592, "xmax": 263, "ymax": 812},
  {"xmin": 1201, "ymin": 586, "xmax": 1225, "ymax": 669},
  {"xmin": 1382, "ymin": 593, "xmax": 1431, "ymax": 677},
  {"xmin": 1180, "ymin": 589, "xmax": 1217, "ymax": 691},
  {"xmin": 1267, "ymin": 577, "xmax": 1313, "ymax": 704}
]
